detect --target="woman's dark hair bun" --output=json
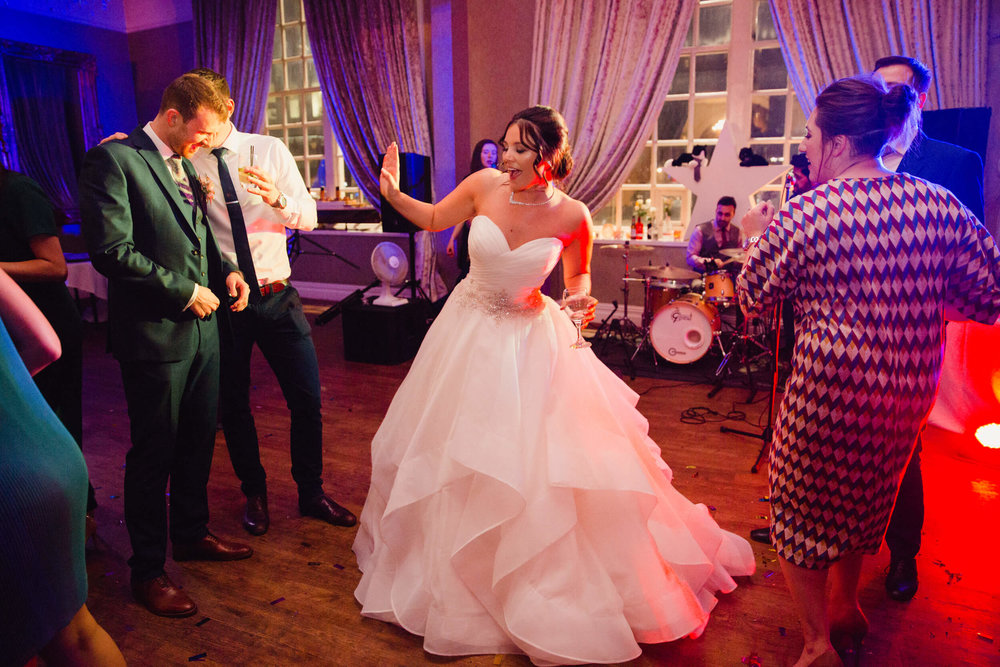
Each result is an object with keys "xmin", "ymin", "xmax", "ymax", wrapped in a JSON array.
[{"xmin": 504, "ymin": 105, "xmax": 574, "ymax": 181}]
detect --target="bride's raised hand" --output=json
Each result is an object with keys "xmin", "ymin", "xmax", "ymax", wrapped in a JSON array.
[{"xmin": 380, "ymin": 142, "xmax": 400, "ymax": 200}]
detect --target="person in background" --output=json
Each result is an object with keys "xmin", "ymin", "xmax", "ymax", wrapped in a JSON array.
[
  {"xmin": 685, "ymin": 195, "xmax": 742, "ymax": 275},
  {"xmin": 0, "ymin": 267, "xmax": 126, "ymax": 667},
  {"xmin": 187, "ymin": 68, "xmax": 356, "ymax": 534},
  {"xmin": 738, "ymin": 75, "xmax": 1000, "ymax": 667},
  {"xmin": 873, "ymin": 54, "xmax": 986, "ymax": 603},
  {"xmin": 790, "ymin": 152, "xmax": 812, "ymax": 196},
  {"xmin": 0, "ymin": 164, "xmax": 98, "ymax": 538},
  {"xmin": 79, "ymin": 73, "xmax": 252, "ymax": 618},
  {"xmin": 446, "ymin": 138, "xmax": 499, "ymax": 284},
  {"xmin": 355, "ymin": 106, "xmax": 753, "ymax": 665}
]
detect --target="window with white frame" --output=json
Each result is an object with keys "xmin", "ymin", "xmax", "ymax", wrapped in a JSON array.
[
  {"xmin": 592, "ymin": 0, "xmax": 804, "ymax": 240},
  {"xmin": 266, "ymin": 0, "xmax": 363, "ymax": 203}
]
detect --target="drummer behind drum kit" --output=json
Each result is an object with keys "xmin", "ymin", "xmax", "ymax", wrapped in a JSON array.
[{"xmin": 592, "ymin": 242, "xmax": 769, "ymax": 383}]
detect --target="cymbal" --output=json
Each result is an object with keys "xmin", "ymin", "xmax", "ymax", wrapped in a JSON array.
[
  {"xmin": 719, "ymin": 248, "xmax": 747, "ymax": 259},
  {"xmin": 634, "ymin": 265, "xmax": 699, "ymax": 281},
  {"xmin": 601, "ymin": 243, "xmax": 654, "ymax": 251}
]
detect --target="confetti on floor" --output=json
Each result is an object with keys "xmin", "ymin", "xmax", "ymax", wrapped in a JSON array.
[{"xmin": 270, "ymin": 597, "xmax": 285, "ymax": 605}]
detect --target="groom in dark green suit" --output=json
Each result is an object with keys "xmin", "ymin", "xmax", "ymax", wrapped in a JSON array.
[{"xmin": 79, "ymin": 74, "xmax": 253, "ymax": 618}]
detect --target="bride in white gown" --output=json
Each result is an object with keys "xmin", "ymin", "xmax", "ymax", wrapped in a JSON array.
[{"xmin": 354, "ymin": 106, "xmax": 755, "ymax": 666}]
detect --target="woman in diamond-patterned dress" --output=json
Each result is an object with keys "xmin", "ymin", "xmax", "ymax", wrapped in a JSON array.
[{"xmin": 737, "ymin": 76, "xmax": 1000, "ymax": 667}]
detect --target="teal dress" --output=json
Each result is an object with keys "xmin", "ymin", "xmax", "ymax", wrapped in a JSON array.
[{"xmin": 0, "ymin": 318, "xmax": 88, "ymax": 666}]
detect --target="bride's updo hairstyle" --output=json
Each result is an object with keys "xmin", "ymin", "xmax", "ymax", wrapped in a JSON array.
[
  {"xmin": 503, "ymin": 106, "xmax": 574, "ymax": 181},
  {"xmin": 814, "ymin": 75, "xmax": 919, "ymax": 159}
]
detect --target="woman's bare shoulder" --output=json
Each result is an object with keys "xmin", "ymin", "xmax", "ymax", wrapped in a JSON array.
[{"xmin": 554, "ymin": 193, "xmax": 592, "ymax": 229}]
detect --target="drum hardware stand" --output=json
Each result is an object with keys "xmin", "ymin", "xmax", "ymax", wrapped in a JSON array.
[
  {"xmin": 593, "ymin": 242, "xmax": 647, "ymax": 379},
  {"xmin": 628, "ymin": 278, "xmax": 660, "ymax": 368},
  {"xmin": 591, "ymin": 300, "xmax": 619, "ymax": 341},
  {"xmin": 718, "ymin": 303, "xmax": 782, "ymax": 473},
  {"xmin": 707, "ymin": 314, "xmax": 770, "ymax": 401}
]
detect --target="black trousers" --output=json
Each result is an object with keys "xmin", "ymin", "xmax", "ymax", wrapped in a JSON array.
[
  {"xmin": 885, "ymin": 434, "xmax": 924, "ymax": 561},
  {"xmin": 119, "ymin": 319, "xmax": 219, "ymax": 582},
  {"xmin": 220, "ymin": 286, "xmax": 324, "ymax": 503}
]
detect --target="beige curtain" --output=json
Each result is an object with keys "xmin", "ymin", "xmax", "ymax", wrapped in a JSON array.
[
  {"xmin": 529, "ymin": 0, "xmax": 697, "ymax": 212},
  {"xmin": 768, "ymin": 0, "xmax": 988, "ymax": 113},
  {"xmin": 303, "ymin": 0, "xmax": 446, "ymax": 301}
]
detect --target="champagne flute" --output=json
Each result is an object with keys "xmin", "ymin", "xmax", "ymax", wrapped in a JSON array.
[
  {"xmin": 237, "ymin": 145, "xmax": 262, "ymax": 203},
  {"xmin": 562, "ymin": 288, "xmax": 596, "ymax": 349}
]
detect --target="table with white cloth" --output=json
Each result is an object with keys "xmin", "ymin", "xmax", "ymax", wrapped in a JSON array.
[
  {"xmin": 65, "ymin": 259, "xmax": 107, "ymax": 322},
  {"xmin": 927, "ymin": 320, "xmax": 1000, "ymax": 452}
]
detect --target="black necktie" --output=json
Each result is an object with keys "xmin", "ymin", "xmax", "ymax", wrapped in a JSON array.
[{"xmin": 213, "ymin": 147, "xmax": 260, "ymax": 302}]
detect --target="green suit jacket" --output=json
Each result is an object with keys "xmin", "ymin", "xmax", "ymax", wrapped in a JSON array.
[{"xmin": 78, "ymin": 126, "xmax": 237, "ymax": 362}]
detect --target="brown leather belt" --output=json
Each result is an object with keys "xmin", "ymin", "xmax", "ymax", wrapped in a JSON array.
[{"xmin": 258, "ymin": 279, "xmax": 290, "ymax": 297}]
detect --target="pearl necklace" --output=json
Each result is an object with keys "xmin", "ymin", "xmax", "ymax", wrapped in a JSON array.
[{"xmin": 509, "ymin": 189, "xmax": 553, "ymax": 207}]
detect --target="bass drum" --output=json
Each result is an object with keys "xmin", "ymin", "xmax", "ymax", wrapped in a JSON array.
[{"xmin": 650, "ymin": 293, "xmax": 720, "ymax": 364}]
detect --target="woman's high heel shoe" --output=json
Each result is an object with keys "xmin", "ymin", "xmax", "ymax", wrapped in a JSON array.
[{"xmin": 829, "ymin": 611, "xmax": 868, "ymax": 667}]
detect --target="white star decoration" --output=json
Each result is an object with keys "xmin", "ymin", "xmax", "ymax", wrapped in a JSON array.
[{"xmin": 663, "ymin": 123, "xmax": 789, "ymax": 239}]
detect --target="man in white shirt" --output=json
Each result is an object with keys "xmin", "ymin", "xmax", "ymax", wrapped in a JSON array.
[{"xmin": 188, "ymin": 69, "xmax": 356, "ymax": 535}]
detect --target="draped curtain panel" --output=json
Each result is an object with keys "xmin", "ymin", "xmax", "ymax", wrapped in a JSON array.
[
  {"xmin": 2, "ymin": 56, "xmax": 81, "ymax": 215},
  {"xmin": 302, "ymin": 0, "xmax": 431, "ymax": 206},
  {"xmin": 193, "ymin": 0, "xmax": 278, "ymax": 134},
  {"xmin": 529, "ymin": 0, "xmax": 697, "ymax": 212},
  {"xmin": 303, "ymin": 0, "xmax": 446, "ymax": 301},
  {"xmin": 767, "ymin": 0, "xmax": 988, "ymax": 115}
]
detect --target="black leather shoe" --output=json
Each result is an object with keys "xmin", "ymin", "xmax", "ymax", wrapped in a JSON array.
[
  {"xmin": 886, "ymin": 557, "xmax": 918, "ymax": 601},
  {"xmin": 173, "ymin": 532, "xmax": 254, "ymax": 562},
  {"xmin": 242, "ymin": 494, "xmax": 269, "ymax": 536},
  {"xmin": 749, "ymin": 527, "xmax": 771, "ymax": 544},
  {"xmin": 300, "ymin": 494, "xmax": 357, "ymax": 527}
]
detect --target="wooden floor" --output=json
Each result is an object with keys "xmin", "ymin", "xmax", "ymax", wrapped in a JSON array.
[{"xmin": 78, "ymin": 302, "xmax": 1000, "ymax": 667}]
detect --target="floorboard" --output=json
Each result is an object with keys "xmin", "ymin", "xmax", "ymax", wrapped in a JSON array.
[{"xmin": 77, "ymin": 302, "xmax": 1000, "ymax": 666}]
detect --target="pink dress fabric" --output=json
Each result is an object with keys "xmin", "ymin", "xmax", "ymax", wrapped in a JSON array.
[{"xmin": 354, "ymin": 216, "xmax": 755, "ymax": 665}]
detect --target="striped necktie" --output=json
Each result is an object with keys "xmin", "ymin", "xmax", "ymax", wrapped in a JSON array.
[{"xmin": 167, "ymin": 154, "xmax": 195, "ymax": 206}]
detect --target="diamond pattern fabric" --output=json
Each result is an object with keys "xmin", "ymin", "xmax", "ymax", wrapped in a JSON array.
[{"xmin": 737, "ymin": 173, "xmax": 1000, "ymax": 569}]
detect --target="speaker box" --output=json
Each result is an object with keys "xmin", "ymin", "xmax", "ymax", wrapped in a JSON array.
[
  {"xmin": 379, "ymin": 152, "xmax": 432, "ymax": 233},
  {"xmin": 341, "ymin": 299, "xmax": 429, "ymax": 364}
]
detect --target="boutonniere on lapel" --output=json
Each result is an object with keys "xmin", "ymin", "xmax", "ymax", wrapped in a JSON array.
[{"xmin": 198, "ymin": 175, "xmax": 216, "ymax": 203}]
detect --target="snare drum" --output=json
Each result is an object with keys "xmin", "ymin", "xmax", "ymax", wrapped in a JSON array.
[
  {"xmin": 703, "ymin": 270, "xmax": 735, "ymax": 304},
  {"xmin": 650, "ymin": 293, "xmax": 720, "ymax": 364}
]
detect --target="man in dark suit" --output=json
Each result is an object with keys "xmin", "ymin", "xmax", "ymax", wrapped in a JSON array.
[
  {"xmin": 79, "ymin": 74, "xmax": 253, "ymax": 618},
  {"xmin": 874, "ymin": 55, "xmax": 986, "ymax": 602}
]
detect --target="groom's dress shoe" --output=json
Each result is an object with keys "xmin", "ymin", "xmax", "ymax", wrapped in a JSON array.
[
  {"xmin": 885, "ymin": 557, "xmax": 918, "ymax": 601},
  {"xmin": 242, "ymin": 494, "xmax": 269, "ymax": 536},
  {"xmin": 173, "ymin": 532, "xmax": 253, "ymax": 562},
  {"xmin": 132, "ymin": 574, "xmax": 197, "ymax": 617},
  {"xmin": 300, "ymin": 494, "xmax": 357, "ymax": 527}
]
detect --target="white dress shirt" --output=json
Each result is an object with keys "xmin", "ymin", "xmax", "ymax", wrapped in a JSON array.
[{"xmin": 190, "ymin": 124, "xmax": 318, "ymax": 286}]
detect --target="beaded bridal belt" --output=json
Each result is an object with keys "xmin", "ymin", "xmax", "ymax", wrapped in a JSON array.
[{"xmin": 454, "ymin": 278, "xmax": 545, "ymax": 322}]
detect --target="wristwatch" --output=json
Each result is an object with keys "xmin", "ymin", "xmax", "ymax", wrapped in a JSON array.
[{"xmin": 275, "ymin": 193, "xmax": 287, "ymax": 209}]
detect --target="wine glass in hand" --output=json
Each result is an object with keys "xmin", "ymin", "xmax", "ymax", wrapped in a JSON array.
[{"xmin": 562, "ymin": 288, "xmax": 596, "ymax": 349}]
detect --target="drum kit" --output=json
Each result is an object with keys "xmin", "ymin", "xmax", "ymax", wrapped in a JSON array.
[{"xmin": 592, "ymin": 243, "xmax": 774, "ymax": 390}]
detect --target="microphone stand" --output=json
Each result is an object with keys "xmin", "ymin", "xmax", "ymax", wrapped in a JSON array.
[
  {"xmin": 314, "ymin": 279, "xmax": 380, "ymax": 326},
  {"xmin": 719, "ymin": 302, "xmax": 782, "ymax": 473}
]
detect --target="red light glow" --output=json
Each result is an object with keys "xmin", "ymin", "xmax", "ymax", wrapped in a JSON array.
[{"xmin": 976, "ymin": 423, "xmax": 1000, "ymax": 449}]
